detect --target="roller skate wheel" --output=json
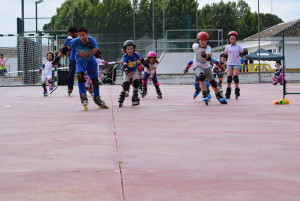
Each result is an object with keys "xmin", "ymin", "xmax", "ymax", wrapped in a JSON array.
[
  {"xmin": 205, "ymin": 101, "xmax": 208, "ymax": 105},
  {"xmin": 101, "ymin": 105, "xmax": 109, "ymax": 109},
  {"xmin": 84, "ymin": 105, "xmax": 88, "ymax": 110},
  {"xmin": 119, "ymin": 103, "xmax": 123, "ymax": 108}
]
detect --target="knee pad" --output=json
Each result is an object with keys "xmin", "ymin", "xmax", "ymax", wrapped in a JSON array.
[
  {"xmin": 198, "ymin": 73, "xmax": 206, "ymax": 81},
  {"xmin": 142, "ymin": 80, "xmax": 147, "ymax": 86},
  {"xmin": 132, "ymin": 79, "xmax": 139, "ymax": 89},
  {"xmin": 155, "ymin": 82, "xmax": 160, "ymax": 87},
  {"xmin": 122, "ymin": 81, "xmax": 130, "ymax": 91},
  {"xmin": 210, "ymin": 79, "xmax": 218, "ymax": 88},
  {"xmin": 92, "ymin": 78, "xmax": 99, "ymax": 88},
  {"xmin": 78, "ymin": 72, "xmax": 85, "ymax": 83},
  {"xmin": 233, "ymin": 76, "xmax": 239, "ymax": 83},
  {"xmin": 227, "ymin": 76, "xmax": 232, "ymax": 83},
  {"xmin": 48, "ymin": 79, "xmax": 53, "ymax": 85}
]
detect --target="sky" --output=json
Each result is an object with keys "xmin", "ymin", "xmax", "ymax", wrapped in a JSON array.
[{"xmin": 0, "ymin": 0, "xmax": 299, "ymax": 34}]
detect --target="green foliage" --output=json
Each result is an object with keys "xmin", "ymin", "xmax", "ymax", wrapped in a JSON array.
[{"xmin": 259, "ymin": 13, "xmax": 283, "ymax": 29}]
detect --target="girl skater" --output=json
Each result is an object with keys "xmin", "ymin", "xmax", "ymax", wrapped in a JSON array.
[
  {"xmin": 141, "ymin": 51, "xmax": 162, "ymax": 99},
  {"xmin": 38, "ymin": 51, "xmax": 57, "ymax": 96},
  {"xmin": 118, "ymin": 40, "xmax": 150, "ymax": 107},
  {"xmin": 224, "ymin": 31, "xmax": 244, "ymax": 99},
  {"xmin": 272, "ymin": 61, "xmax": 283, "ymax": 85},
  {"xmin": 192, "ymin": 31, "xmax": 227, "ymax": 105}
]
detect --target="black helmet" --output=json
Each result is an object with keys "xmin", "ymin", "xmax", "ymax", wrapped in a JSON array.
[{"xmin": 123, "ymin": 40, "xmax": 136, "ymax": 51}]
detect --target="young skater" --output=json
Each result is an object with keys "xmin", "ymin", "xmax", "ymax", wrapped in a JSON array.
[
  {"xmin": 272, "ymin": 61, "xmax": 283, "ymax": 85},
  {"xmin": 213, "ymin": 53, "xmax": 227, "ymax": 93},
  {"xmin": 141, "ymin": 51, "xmax": 162, "ymax": 99},
  {"xmin": 52, "ymin": 26, "xmax": 108, "ymax": 110},
  {"xmin": 37, "ymin": 51, "xmax": 57, "ymax": 96},
  {"xmin": 224, "ymin": 31, "xmax": 244, "ymax": 99},
  {"xmin": 191, "ymin": 31, "xmax": 227, "ymax": 105},
  {"xmin": 118, "ymin": 40, "xmax": 150, "ymax": 107},
  {"xmin": 54, "ymin": 27, "xmax": 77, "ymax": 96},
  {"xmin": 184, "ymin": 59, "xmax": 210, "ymax": 99}
]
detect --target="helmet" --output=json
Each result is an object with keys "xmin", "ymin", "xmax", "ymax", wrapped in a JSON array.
[
  {"xmin": 123, "ymin": 40, "xmax": 136, "ymax": 50},
  {"xmin": 147, "ymin": 51, "xmax": 157, "ymax": 58},
  {"xmin": 46, "ymin": 51, "xmax": 55, "ymax": 61},
  {"xmin": 228, "ymin": 31, "xmax": 238, "ymax": 38},
  {"xmin": 197, "ymin": 32, "xmax": 209, "ymax": 40},
  {"xmin": 220, "ymin": 53, "xmax": 227, "ymax": 59}
]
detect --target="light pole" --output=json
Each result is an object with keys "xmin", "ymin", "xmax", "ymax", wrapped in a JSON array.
[
  {"xmin": 163, "ymin": 0, "xmax": 170, "ymax": 39},
  {"xmin": 35, "ymin": 0, "xmax": 44, "ymax": 33}
]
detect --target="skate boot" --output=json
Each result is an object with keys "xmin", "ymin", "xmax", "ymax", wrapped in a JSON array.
[
  {"xmin": 132, "ymin": 90, "xmax": 140, "ymax": 106},
  {"xmin": 235, "ymin": 87, "xmax": 240, "ymax": 100},
  {"xmin": 67, "ymin": 89, "xmax": 72, "ymax": 96},
  {"xmin": 225, "ymin": 87, "xmax": 231, "ymax": 99},
  {"xmin": 216, "ymin": 91, "xmax": 227, "ymax": 104},
  {"xmin": 125, "ymin": 89, "xmax": 129, "ymax": 97},
  {"xmin": 156, "ymin": 87, "xmax": 162, "ymax": 99},
  {"xmin": 43, "ymin": 90, "xmax": 48, "ymax": 97},
  {"xmin": 142, "ymin": 87, "xmax": 147, "ymax": 98},
  {"xmin": 118, "ymin": 92, "xmax": 126, "ymax": 107},
  {"xmin": 93, "ymin": 96, "xmax": 109, "ymax": 109},
  {"xmin": 219, "ymin": 86, "xmax": 223, "ymax": 93},
  {"xmin": 202, "ymin": 90, "xmax": 209, "ymax": 105},
  {"xmin": 80, "ymin": 93, "xmax": 88, "ymax": 110},
  {"xmin": 206, "ymin": 89, "xmax": 212, "ymax": 102},
  {"xmin": 193, "ymin": 87, "xmax": 201, "ymax": 99},
  {"xmin": 49, "ymin": 86, "xmax": 57, "ymax": 94}
]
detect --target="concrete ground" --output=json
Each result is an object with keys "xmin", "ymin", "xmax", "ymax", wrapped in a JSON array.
[{"xmin": 0, "ymin": 83, "xmax": 300, "ymax": 201}]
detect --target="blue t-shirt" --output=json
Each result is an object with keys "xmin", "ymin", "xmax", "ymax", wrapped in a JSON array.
[
  {"xmin": 64, "ymin": 36, "xmax": 76, "ymax": 61},
  {"xmin": 68, "ymin": 36, "xmax": 98, "ymax": 63},
  {"xmin": 123, "ymin": 52, "xmax": 140, "ymax": 72}
]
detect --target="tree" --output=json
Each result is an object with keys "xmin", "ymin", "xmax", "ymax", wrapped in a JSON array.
[{"xmin": 259, "ymin": 13, "xmax": 283, "ymax": 29}]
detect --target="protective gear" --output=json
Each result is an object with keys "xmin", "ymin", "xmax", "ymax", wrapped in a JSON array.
[
  {"xmin": 118, "ymin": 91, "xmax": 126, "ymax": 106},
  {"xmin": 201, "ymin": 51, "xmax": 207, "ymax": 58},
  {"xmin": 148, "ymin": 51, "xmax": 157, "ymax": 58},
  {"xmin": 228, "ymin": 31, "xmax": 238, "ymax": 38},
  {"xmin": 93, "ymin": 96, "xmax": 109, "ymax": 109},
  {"xmin": 61, "ymin": 46, "xmax": 70, "ymax": 55},
  {"xmin": 233, "ymin": 76, "xmax": 239, "ymax": 83},
  {"xmin": 86, "ymin": 41, "xmax": 94, "ymax": 50},
  {"xmin": 92, "ymin": 78, "xmax": 99, "ymax": 88},
  {"xmin": 123, "ymin": 40, "xmax": 136, "ymax": 51},
  {"xmin": 220, "ymin": 53, "xmax": 227, "ymax": 59},
  {"xmin": 46, "ymin": 51, "xmax": 55, "ymax": 61},
  {"xmin": 78, "ymin": 72, "xmax": 85, "ymax": 83},
  {"xmin": 216, "ymin": 92, "xmax": 227, "ymax": 104},
  {"xmin": 235, "ymin": 87, "xmax": 240, "ymax": 97},
  {"xmin": 210, "ymin": 79, "xmax": 218, "ymax": 88},
  {"xmin": 52, "ymin": 57, "xmax": 60, "ymax": 65},
  {"xmin": 132, "ymin": 79, "xmax": 139, "ymax": 89},
  {"xmin": 95, "ymin": 49, "xmax": 101, "ymax": 58},
  {"xmin": 198, "ymin": 73, "xmax": 206, "ymax": 81},
  {"xmin": 206, "ymin": 56, "xmax": 211, "ymax": 61},
  {"xmin": 123, "ymin": 64, "xmax": 129, "ymax": 75},
  {"xmin": 197, "ymin": 32, "xmax": 209, "ymax": 40},
  {"xmin": 122, "ymin": 81, "xmax": 130, "ymax": 91},
  {"xmin": 227, "ymin": 76, "xmax": 232, "ymax": 83}
]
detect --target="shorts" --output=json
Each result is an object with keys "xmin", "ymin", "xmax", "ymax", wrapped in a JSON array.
[
  {"xmin": 42, "ymin": 74, "xmax": 52, "ymax": 82},
  {"xmin": 194, "ymin": 66, "xmax": 214, "ymax": 81},
  {"xmin": 227, "ymin": 65, "xmax": 241, "ymax": 70},
  {"xmin": 123, "ymin": 69, "xmax": 139, "ymax": 82}
]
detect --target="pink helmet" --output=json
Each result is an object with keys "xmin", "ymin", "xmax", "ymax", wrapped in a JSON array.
[
  {"xmin": 197, "ymin": 32, "xmax": 209, "ymax": 40},
  {"xmin": 228, "ymin": 31, "xmax": 238, "ymax": 38},
  {"xmin": 148, "ymin": 51, "xmax": 157, "ymax": 58}
]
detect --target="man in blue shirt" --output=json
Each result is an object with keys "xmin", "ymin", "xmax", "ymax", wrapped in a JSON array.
[
  {"xmin": 53, "ymin": 26, "xmax": 108, "ymax": 110},
  {"xmin": 54, "ymin": 27, "xmax": 77, "ymax": 96}
]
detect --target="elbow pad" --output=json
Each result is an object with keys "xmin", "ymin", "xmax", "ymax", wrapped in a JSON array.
[{"xmin": 61, "ymin": 46, "xmax": 69, "ymax": 55}]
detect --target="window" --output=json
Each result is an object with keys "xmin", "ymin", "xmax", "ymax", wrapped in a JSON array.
[{"xmin": 273, "ymin": 49, "xmax": 277, "ymax": 53}]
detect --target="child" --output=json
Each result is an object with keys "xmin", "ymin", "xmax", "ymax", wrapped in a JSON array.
[
  {"xmin": 184, "ymin": 59, "xmax": 211, "ymax": 99},
  {"xmin": 191, "ymin": 31, "xmax": 227, "ymax": 105},
  {"xmin": 141, "ymin": 51, "xmax": 162, "ymax": 99},
  {"xmin": 52, "ymin": 26, "xmax": 108, "ymax": 110},
  {"xmin": 272, "ymin": 61, "xmax": 283, "ymax": 85},
  {"xmin": 213, "ymin": 53, "xmax": 227, "ymax": 93},
  {"xmin": 224, "ymin": 31, "xmax": 244, "ymax": 99},
  {"xmin": 118, "ymin": 40, "xmax": 150, "ymax": 107},
  {"xmin": 37, "ymin": 51, "xmax": 57, "ymax": 96}
]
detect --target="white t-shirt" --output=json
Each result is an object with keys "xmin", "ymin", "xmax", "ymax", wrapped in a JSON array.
[
  {"xmin": 192, "ymin": 43, "xmax": 211, "ymax": 68},
  {"xmin": 144, "ymin": 62, "xmax": 157, "ymax": 74},
  {"xmin": 225, "ymin": 43, "xmax": 243, "ymax": 65},
  {"xmin": 42, "ymin": 61, "xmax": 53, "ymax": 76}
]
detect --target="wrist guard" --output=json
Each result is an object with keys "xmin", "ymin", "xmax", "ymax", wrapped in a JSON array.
[
  {"xmin": 201, "ymin": 51, "xmax": 207, "ymax": 58},
  {"xmin": 124, "ymin": 64, "xmax": 129, "ymax": 75},
  {"xmin": 86, "ymin": 41, "xmax": 94, "ymax": 50}
]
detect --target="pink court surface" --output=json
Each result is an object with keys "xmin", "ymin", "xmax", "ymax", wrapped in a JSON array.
[{"xmin": 0, "ymin": 83, "xmax": 300, "ymax": 201}]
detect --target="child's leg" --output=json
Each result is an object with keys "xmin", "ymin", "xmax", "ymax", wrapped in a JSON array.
[
  {"xmin": 86, "ymin": 60, "xmax": 100, "ymax": 97},
  {"xmin": 142, "ymin": 72, "xmax": 150, "ymax": 94},
  {"xmin": 76, "ymin": 62, "xmax": 87, "ymax": 95},
  {"xmin": 42, "ymin": 81, "xmax": 47, "ymax": 91}
]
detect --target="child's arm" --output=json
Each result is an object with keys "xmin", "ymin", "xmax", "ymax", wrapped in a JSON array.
[
  {"xmin": 37, "ymin": 64, "xmax": 45, "ymax": 74},
  {"xmin": 52, "ymin": 46, "xmax": 71, "ymax": 65},
  {"xmin": 184, "ymin": 60, "xmax": 193, "ymax": 74},
  {"xmin": 211, "ymin": 58, "xmax": 225, "ymax": 72}
]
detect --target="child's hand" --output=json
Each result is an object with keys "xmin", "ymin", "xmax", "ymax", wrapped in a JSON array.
[
  {"xmin": 148, "ymin": 75, "xmax": 153, "ymax": 81},
  {"xmin": 183, "ymin": 70, "xmax": 187, "ymax": 74}
]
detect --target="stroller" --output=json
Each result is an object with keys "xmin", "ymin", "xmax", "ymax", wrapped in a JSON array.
[{"xmin": 100, "ymin": 62, "xmax": 117, "ymax": 85}]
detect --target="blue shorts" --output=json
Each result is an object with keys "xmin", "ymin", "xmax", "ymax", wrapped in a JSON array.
[
  {"xmin": 76, "ymin": 60, "xmax": 98, "ymax": 79},
  {"xmin": 227, "ymin": 65, "xmax": 241, "ymax": 70}
]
